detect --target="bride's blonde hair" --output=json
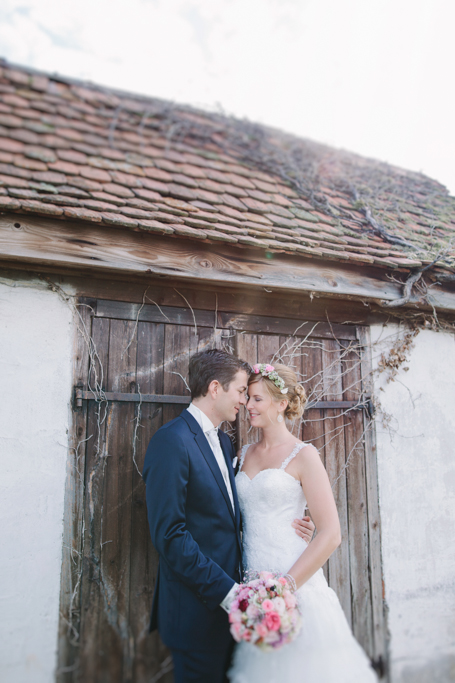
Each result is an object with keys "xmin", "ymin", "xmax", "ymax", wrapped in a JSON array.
[{"xmin": 248, "ymin": 363, "xmax": 307, "ymax": 420}]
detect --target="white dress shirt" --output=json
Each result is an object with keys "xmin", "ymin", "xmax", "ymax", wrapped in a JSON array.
[
  {"xmin": 186, "ymin": 402, "xmax": 235, "ymax": 511},
  {"xmin": 186, "ymin": 403, "xmax": 239, "ymax": 611}
]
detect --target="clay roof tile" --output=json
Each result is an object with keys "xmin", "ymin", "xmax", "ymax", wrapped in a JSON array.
[{"xmin": 0, "ymin": 62, "xmax": 452, "ymax": 276}]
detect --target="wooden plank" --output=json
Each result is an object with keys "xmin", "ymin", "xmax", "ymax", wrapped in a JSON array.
[
  {"xmin": 77, "ymin": 390, "xmax": 361, "ymax": 411},
  {"xmin": 300, "ymin": 338, "xmax": 329, "ymax": 576},
  {"xmin": 3, "ymin": 214, "xmax": 455, "ymax": 311},
  {"xmin": 322, "ymin": 338, "xmax": 352, "ymax": 626},
  {"xmin": 342, "ymin": 341, "xmax": 374, "ymax": 657},
  {"xmin": 96, "ymin": 319, "xmax": 137, "ymax": 681},
  {"xmin": 162, "ymin": 324, "xmax": 191, "ymax": 425},
  {"xmin": 4, "ymin": 263, "xmax": 432, "ymax": 328},
  {"xmin": 301, "ymin": 340, "xmax": 326, "ymax": 453},
  {"xmin": 95, "ymin": 298, "xmax": 358, "ymax": 340},
  {"xmin": 45, "ymin": 267, "xmax": 410, "ymax": 327},
  {"xmin": 131, "ymin": 321, "xmax": 172, "ymax": 683},
  {"xmin": 277, "ymin": 334, "xmax": 301, "ymax": 438},
  {"xmin": 78, "ymin": 390, "xmax": 190, "ymax": 405},
  {"xmin": 357, "ymin": 326, "xmax": 388, "ymax": 674},
  {"xmin": 257, "ymin": 334, "xmax": 281, "ymax": 367},
  {"xmin": 57, "ymin": 302, "xmax": 91, "ymax": 683},
  {"xmin": 235, "ymin": 333, "xmax": 258, "ymax": 448},
  {"xmin": 78, "ymin": 315, "xmax": 111, "ymax": 681}
]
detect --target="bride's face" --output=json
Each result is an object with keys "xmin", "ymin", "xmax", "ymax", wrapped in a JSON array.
[{"xmin": 246, "ymin": 380, "xmax": 277, "ymax": 427}]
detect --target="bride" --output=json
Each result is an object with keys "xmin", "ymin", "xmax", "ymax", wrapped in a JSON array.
[{"xmin": 229, "ymin": 362, "xmax": 378, "ymax": 683}]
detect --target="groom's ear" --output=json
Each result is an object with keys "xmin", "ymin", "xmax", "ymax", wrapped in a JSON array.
[{"xmin": 207, "ymin": 379, "xmax": 221, "ymax": 399}]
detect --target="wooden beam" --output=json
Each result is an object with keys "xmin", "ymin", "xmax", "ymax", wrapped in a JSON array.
[
  {"xmin": 1, "ymin": 214, "xmax": 455, "ymax": 312},
  {"xmin": 94, "ymin": 298, "xmax": 358, "ymax": 339}
]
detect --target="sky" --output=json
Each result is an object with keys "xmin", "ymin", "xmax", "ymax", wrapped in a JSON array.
[{"xmin": 1, "ymin": 0, "xmax": 454, "ymax": 194}]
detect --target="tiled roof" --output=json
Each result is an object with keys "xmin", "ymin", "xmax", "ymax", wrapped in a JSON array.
[{"xmin": 0, "ymin": 60, "xmax": 454, "ymax": 274}]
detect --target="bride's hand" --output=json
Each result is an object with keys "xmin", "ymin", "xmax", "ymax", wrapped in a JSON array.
[{"xmin": 292, "ymin": 515, "xmax": 315, "ymax": 543}]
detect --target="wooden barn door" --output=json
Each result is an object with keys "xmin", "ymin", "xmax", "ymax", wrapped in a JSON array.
[{"xmin": 58, "ymin": 295, "xmax": 386, "ymax": 682}]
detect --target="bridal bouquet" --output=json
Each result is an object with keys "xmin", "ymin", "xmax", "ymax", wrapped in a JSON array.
[{"xmin": 228, "ymin": 571, "xmax": 301, "ymax": 651}]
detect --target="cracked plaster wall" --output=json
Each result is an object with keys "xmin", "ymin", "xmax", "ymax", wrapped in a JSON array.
[
  {"xmin": 0, "ymin": 276, "xmax": 74, "ymax": 683},
  {"xmin": 372, "ymin": 325, "xmax": 455, "ymax": 683}
]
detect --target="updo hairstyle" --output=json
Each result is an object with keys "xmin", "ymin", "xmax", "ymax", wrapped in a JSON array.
[{"xmin": 248, "ymin": 363, "xmax": 307, "ymax": 420}]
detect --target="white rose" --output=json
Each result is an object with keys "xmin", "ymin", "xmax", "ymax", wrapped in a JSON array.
[{"xmin": 272, "ymin": 596, "xmax": 286, "ymax": 615}]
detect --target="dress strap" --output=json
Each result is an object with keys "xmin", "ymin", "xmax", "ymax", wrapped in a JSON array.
[
  {"xmin": 238, "ymin": 444, "xmax": 252, "ymax": 471},
  {"xmin": 280, "ymin": 442, "xmax": 308, "ymax": 470}
]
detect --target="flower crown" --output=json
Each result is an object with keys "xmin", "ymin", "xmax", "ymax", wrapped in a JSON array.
[{"xmin": 252, "ymin": 364, "xmax": 288, "ymax": 394}]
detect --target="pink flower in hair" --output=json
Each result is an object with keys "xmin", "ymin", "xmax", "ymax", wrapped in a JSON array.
[
  {"xmin": 265, "ymin": 364, "xmax": 274, "ymax": 372},
  {"xmin": 253, "ymin": 364, "xmax": 260, "ymax": 373}
]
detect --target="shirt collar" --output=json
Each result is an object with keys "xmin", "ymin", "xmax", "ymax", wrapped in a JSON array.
[{"xmin": 187, "ymin": 402, "xmax": 219, "ymax": 434}]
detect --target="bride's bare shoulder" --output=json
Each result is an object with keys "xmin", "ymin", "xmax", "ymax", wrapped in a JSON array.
[{"xmin": 296, "ymin": 442, "xmax": 321, "ymax": 464}]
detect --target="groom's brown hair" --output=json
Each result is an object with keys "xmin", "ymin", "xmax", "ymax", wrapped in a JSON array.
[{"xmin": 188, "ymin": 349, "xmax": 251, "ymax": 399}]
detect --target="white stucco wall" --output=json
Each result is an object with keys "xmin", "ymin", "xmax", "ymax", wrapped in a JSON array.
[
  {"xmin": 371, "ymin": 325, "xmax": 455, "ymax": 683},
  {"xmin": 0, "ymin": 276, "xmax": 74, "ymax": 683}
]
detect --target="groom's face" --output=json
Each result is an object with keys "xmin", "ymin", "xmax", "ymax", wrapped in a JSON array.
[{"xmin": 215, "ymin": 370, "xmax": 249, "ymax": 422}]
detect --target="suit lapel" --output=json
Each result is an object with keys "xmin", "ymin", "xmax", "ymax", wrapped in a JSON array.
[
  {"xmin": 193, "ymin": 430, "xmax": 236, "ymax": 523},
  {"xmin": 182, "ymin": 410, "xmax": 243, "ymax": 562},
  {"xmin": 181, "ymin": 410, "xmax": 236, "ymax": 523},
  {"xmin": 218, "ymin": 432, "xmax": 243, "ymax": 565},
  {"xmin": 219, "ymin": 432, "xmax": 241, "ymax": 532}
]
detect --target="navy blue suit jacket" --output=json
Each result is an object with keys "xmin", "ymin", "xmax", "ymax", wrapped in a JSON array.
[{"xmin": 143, "ymin": 409, "xmax": 243, "ymax": 652}]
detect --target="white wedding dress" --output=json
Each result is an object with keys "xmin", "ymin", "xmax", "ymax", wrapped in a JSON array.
[{"xmin": 228, "ymin": 442, "xmax": 378, "ymax": 683}]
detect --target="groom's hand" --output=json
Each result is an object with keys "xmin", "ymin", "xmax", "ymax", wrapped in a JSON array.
[{"xmin": 292, "ymin": 515, "xmax": 315, "ymax": 543}]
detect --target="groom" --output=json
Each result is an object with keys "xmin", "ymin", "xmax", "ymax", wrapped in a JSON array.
[
  {"xmin": 143, "ymin": 349, "xmax": 249, "ymax": 682},
  {"xmin": 143, "ymin": 349, "xmax": 313, "ymax": 682}
]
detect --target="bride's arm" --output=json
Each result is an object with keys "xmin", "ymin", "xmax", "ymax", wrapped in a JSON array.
[{"xmin": 286, "ymin": 445, "xmax": 341, "ymax": 589}]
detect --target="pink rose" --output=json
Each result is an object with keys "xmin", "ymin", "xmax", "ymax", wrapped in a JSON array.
[
  {"xmin": 259, "ymin": 571, "xmax": 274, "ymax": 581},
  {"xmin": 262, "ymin": 599, "xmax": 274, "ymax": 612},
  {"xmin": 238, "ymin": 586, "xmax": 251, "ymax": 600},
  {"xmin": 264, "ymin": 630, "xmax": 280, "ymax": 644},
  {"xmin": 255, "ymin": 622, "xmax": 268, "ymax": 638},
  {"xmin": 278, "ymin": 577, "xmax": 287, "ymax": 586},
  {"xmin": 284, "ymin": 593, "xmax": 297, "ymax": 609},
  {"xmin": 265, "ymin": 364, "xmax": 274, "ymax": 372},
  {"xmin": 272, "ymin": 597, "xmax": 286, "ymax": 615},
  {"xmin": 246, "ymin": 603, "xmax": 260, "ymax": 619},
  {"xmin": 265, "ymin": 611, "xmax": 281, "ymax": 631},
  {"xmin": 230, "ymin": 622, "xmax": 243, "ymax": 641},
  {"xmin": 229, "ymin": 609, "xmax": 243, "ymax": 624},
  {"xmin": 253, "ymin": 365, "xmax": 260, "ymax": 373}
]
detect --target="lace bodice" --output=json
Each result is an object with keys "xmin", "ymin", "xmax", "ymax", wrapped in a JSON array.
[{"xmin": 236, "ymin": 442, "xmax": 311, "ymax": 576}]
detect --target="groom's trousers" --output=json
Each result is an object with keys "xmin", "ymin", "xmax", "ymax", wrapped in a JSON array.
[{"xmin": 171, "ymin": 638, "xmax": 235, "ymax": 683}]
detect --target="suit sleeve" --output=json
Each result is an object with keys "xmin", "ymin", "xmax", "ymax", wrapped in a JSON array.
[{"xmin": 143, "ymin": 426, "xmax": 235, "ymax": 611}]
